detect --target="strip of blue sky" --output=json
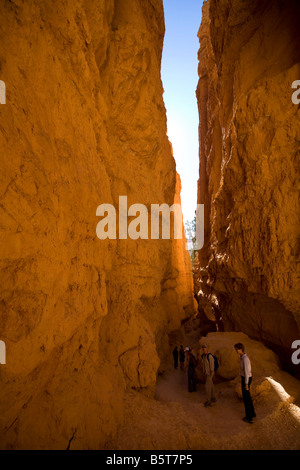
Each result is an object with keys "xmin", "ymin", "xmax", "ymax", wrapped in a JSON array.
[{"xmin": 161, "ymin": 0, "xmax": 204, "ymax": 223}]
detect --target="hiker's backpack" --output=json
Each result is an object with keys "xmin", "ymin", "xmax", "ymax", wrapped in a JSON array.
[{"xmin": 207, "ymin": 353, "xmax": 219, "ymax": 372}]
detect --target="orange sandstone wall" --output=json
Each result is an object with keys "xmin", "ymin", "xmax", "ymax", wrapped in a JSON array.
[
  {"xmin": 0, "ymin": 0, "xmax": 195, "ymax": 449},
  {"xmin": 195, "ymin": 0, "xmax": 300, "ymax": 375}
]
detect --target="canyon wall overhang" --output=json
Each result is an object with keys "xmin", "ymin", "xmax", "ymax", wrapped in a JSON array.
[{"xmin": 195, "ymin": 0, "xmax": 300, "ymax": 376}]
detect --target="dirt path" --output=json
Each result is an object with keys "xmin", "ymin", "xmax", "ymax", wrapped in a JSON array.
[
  {"xmin": 155, "ymin": 365, "xmax": 261, "ymax": 439},
  {"xmin": 107, "ymin": 353, "xmax": 300, "ymax": 450}
]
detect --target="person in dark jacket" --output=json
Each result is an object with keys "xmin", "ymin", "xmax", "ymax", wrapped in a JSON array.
[
  {"xmin": 179, "ymin": 345, "xmax": 185, "ymax": 370},
  {"xmin": 172, "ymin": 346, "xmax": 179, "ymax": 369},
  {"xmin": 185, "ymin": 347, "xmax": 197, "ymax": 392}
]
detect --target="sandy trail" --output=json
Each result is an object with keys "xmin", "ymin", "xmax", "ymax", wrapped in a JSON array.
[
  {"xmin": 107, "ymin": 342, "xmax": 300, "ymax": 450},
  {"xmin": 155, "ymin": 365, "xmax": 261, "ymax": 439}
]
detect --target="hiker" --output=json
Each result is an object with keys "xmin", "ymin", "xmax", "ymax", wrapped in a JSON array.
[
  {"xmin": 172, "ymin": 346, "xmax": 179, "ymax": 369},
  {"xmin": 185, "ymin": 347, "xmax": 197, "ymax": 392},
  {"xmin": 234, "ymin": 342, "xmax": 256, "ymax": 424},
  {"xmin": 179, "ymin": 345, "xmax": 185, "ymax": 370},
  {"xmin": 201, "ymin": 344, "xmax": 216, "ymax": 407}
]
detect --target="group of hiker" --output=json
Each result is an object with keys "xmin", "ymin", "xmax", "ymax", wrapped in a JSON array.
[{"xmin": 172, "ymin": 342, "xmax": 256, "ymax": 424}]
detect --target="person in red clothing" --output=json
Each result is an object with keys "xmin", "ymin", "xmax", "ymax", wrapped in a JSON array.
[{"xmin": 235, "ymin": 342, "xmax": 256, "ymax": 423}]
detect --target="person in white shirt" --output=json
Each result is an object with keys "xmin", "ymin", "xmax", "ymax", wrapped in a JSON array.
[{"xmin": 234, "ymin": 342, "xmax": 256, "ymax": 423}]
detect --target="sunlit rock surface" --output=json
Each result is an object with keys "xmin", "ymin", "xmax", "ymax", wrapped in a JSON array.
[{"xmin": 0, "ymin": 0, "xmax": 195, "ymax": 449}]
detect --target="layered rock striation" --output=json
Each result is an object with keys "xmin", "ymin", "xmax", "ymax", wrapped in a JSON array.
[
  {"xmin": 0, "ymin": 0, "xmax": 195, "ymax": 449},
  {"xmin": 195, "ymin": 0, "xmax": 300, "ymax": 375}
]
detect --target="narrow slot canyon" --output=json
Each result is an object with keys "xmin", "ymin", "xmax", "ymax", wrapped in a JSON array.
[{"xmin": 0, "ymin": 0, "xmax": 299, "ymax": 451}]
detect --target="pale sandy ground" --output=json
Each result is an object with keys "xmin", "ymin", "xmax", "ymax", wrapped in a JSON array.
[
  {"xmin": 107, "ymin": 334, "xmax": 300, "ymax": 450},
  {"xmin": 106, "ymin": 369, "xmax": 300, "ymax": 450}
]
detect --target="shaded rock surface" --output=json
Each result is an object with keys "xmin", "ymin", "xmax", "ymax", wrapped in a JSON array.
[
  {"xmin": 194, "ymin": 0, "xmax": 300, "ymax": 375},
  {"xmin": 0, "ymin": 0, "xmax": 195, "ymax": 449}
]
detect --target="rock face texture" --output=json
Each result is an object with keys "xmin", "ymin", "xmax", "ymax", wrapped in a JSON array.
[
  {"xmin": 0, "ymin": 0, "xmax": 195, "ymax": 449},
  {"xmin": 194, "ymin": 0, "xmax": 300, "ymax": 375}
]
